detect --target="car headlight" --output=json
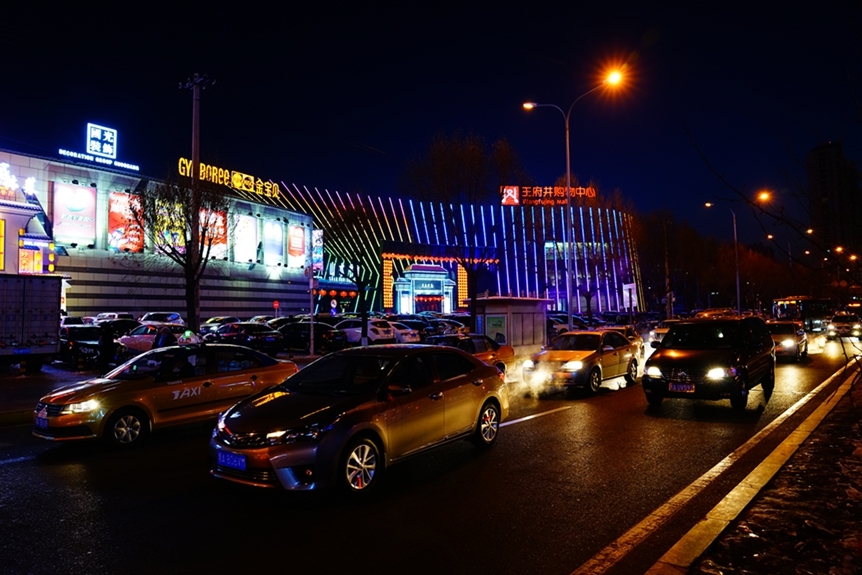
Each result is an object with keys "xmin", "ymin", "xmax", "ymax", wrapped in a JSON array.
[
  {"xmin": 646, "ymin": 366, "xmax": 662, "ymax": 378},
  {"xmin": 561, "ymin": 360, "xmax": 583, "ymax": 371},
  {"xmin": 706, "ymin": 367, "xmax": 737, "ymax": 380},
  {"xmin": 854, "ymin": 324, "xmax": 861, "ymax": 330},
  {"xmin": 780, "ymin": 338, "xmax": 795, "ymax": 348},
  {"xmin": 266, "ymin": 424, "xmax": 326, "ymax": 445},
  {"xmin": 827, "ymin": 324, "xmax": 835, "ymax": 331},
  {"xmin": 61, "ymin": 399, "xmax": 100, "ymax": 414},
  {"xmin": 523, "ymin": 359, "xmax": 535, "ymax": 370}
]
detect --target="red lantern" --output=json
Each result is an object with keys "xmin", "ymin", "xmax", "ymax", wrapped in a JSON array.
[
  {"xmin": 339, "ymin": 291, "xmax": 347, "ymax": 297},
  {"xmin": 329, "ymin": 290, "xmax": 337, "ymax": 297},
  {"xmin": 349, "ymin": 291, "xmax": 357, "ymax": 297}
]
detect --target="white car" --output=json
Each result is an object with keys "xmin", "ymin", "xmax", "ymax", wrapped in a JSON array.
[
  {"xmin": 118, "ymin": 323, "xmax": 200, "ymax": 354},
  {"xmin": 648, "ymin": 319, "xmax": 680, "ymax": 344},
  {"xmin": 139, "ymin": 312, "xmax": 185, "ymax": 325},
  {"xmin": 334, "ymin": 318, "xmax": 397, "ymax": 345},
  {"xmin": 389, "ymin": 321, "xmax": 421, "ymax": 343}
]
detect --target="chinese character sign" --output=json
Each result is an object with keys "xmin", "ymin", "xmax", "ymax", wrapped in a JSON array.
[
  {"xmin": 87, "ymin": 123, "xmax": 117, "ymax": 159},
  {"xmin": 53, "ymin": 182, "xmax": 97, "ymax": 242},
  {"xmin": 500, "ymin": 185, "xmax": 597, "ymax": 206},
  {"xmin": 108, "ymin": 192, "xmax": 144, "ymax": 252}
]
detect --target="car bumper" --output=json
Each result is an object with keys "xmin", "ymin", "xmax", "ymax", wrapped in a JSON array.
[
  {"xmin": 522, "ymin": 368, "xmax": 587, "ymax": 388},
  {"xmin": 642, "ymin": 375, "xmax": 738, "ymax": 400},
  {"xmin": 32, "ymin": 411, "xmax": 102, "ymax": 441}
]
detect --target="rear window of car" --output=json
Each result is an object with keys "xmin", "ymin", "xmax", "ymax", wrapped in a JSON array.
[
  {"xmin": 67, "ymin": 326, "xmax": 104, "ymax": 340},
  {"xmin": 832, "ymin": 315, "xmax": 859, "ymax": 323}
]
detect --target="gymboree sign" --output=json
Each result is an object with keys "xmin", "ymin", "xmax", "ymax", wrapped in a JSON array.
[
  {"xmin": 177, "ymin": 158, "xmax": 280, "ymax": 198},
  {"xmin": 58, "ymin": 123, "xmax": 140, "ymax": 172},
  {"xmin": 500, "ymin": 185, "xmax": 597, "ymax": 207}
]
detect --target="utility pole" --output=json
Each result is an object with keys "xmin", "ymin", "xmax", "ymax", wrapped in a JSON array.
[
  {"xmin": 664, "ymin": 222, "xmax": 673, "ymax": 319},
  {"xmin": 180, "ymin": 73, "xmax": 215, "ymax": 331}
]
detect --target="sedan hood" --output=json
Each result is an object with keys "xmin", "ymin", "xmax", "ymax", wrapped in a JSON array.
[
  {"xmin": 532, "ymin": 349, "xmax": 595, "ymax": 363},
  {"xmin": 41, "ymin": 378, "xmax": 124, "ymax": 403},
  {"xmin": 647, "ymin": 348, "xmax": 739, "ymax": 370},
  {"xmin": 222, "ymin": 388, "xmax": 369, "ymax": 433}
]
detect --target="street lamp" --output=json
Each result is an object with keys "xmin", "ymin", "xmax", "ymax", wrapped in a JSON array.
[
  {"xmin": 705, "ymin": 202, "xmax": 741, "ymax": 314},
  {"xmin": 523, "ymin": 70, "xmax": 623, "ymax": 330}
]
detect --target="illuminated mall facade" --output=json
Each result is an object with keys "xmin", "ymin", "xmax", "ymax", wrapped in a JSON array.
[{"xmin": 0, "ymin": 124, "xmax": 643, "ymax": 319}]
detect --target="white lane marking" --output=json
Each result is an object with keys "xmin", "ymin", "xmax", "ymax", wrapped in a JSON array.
[
  {"xmin": 501, "ymin": 406, "xmax": 572, "ymax": 427},
  {"xmin": 570, "ymin": 363, "xmax": 854, "ymax": 575},
  {"xmin": 0, "ymin": 456, "xmax": 34, "ymax": 466}
]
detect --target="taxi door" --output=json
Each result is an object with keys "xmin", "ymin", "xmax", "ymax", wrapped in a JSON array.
[
  {"xmin": 149, "ymin": 350, "xmax": 218, "ymax": 425},
  {"xmin": 207, "ymin": 347, "xmax": 276, "ymax": 408},
  {"xmin": 433, "ymin": 350, "xmax": 486, "ymax": 438},
  {"xmin": 382, "ymin": 354, "xmax": 445, "ymax": 459}
]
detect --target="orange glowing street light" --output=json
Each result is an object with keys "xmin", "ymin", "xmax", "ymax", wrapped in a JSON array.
[
  {"xmin": 523, "ymin": 67, "xmax": 625, "ymax": 329},
  {"xmin": 757, "ymin": 190, "xmax": 771, "ymax": 202}
]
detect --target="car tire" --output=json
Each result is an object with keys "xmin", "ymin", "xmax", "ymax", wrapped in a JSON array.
[
  {"xmin": 624, "ymin": 359, "xmax": 638, "ymax": 386},
  {"xmin": 646, "ymin": 393, "xmax": 663, "ymax": 408},
  {"xmin": 587, "ymin": 367, "xmax": 602, "ymax": 394},
  {"xmin": 341, "ymin": 437, "xmax": 382, "ymax": 494},
  {"xmin": 470, "ymin": 401, "xmax": 500, "ymax": 448},
  {"xmin": 730, "ymin": 378, "xmax": 749, "ymax": 411},
  {"xmin": 104, "ymin": 408, "xmax": 149, "ymax": 446},
  {"xmin": 761, "ymin": 362, "xmax": 776, "ymax": 393}
]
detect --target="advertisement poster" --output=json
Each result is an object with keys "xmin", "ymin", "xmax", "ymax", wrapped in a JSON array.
[
  {"xmin": 263, "ymin": 220, "xmax": 284, "ymax": 266},
  {"xmin": 108, "ymin": 192, "xmax": 144, "ymax": 252},
  {"xmin": 53, "ymin": 182, "xmax": 97, "ymax": 242},
  {"xmin": 202, "ymin": 209, "xmax": 227, "ymax": 259},
  {"xmin": 312, "ymin": 229, "xmax": 324, "ymax": 274},
  {"xmin": 287, "ymin": 224, "xmax": 305, "ymax": 268},
  {"xmin": 234, "ymin": 215, "xmax": 258, "ymax": 263},
  {"xmin": 486, "ymin": 315, "xmax": 507, "ymax": 344},
  {"xmin": 155, "ymin": 201, "xmax": 185, "ymax": 254}
]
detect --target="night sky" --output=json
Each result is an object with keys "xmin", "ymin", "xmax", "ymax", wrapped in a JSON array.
[{"xmin": 2, "ymin": 2, "xmax": 860, "ymax": 245}]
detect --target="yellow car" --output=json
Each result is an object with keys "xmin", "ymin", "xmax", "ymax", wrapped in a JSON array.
[
  {"xmin": 33, "ymin": 344, "xmax": 298, "ymax": 446},
  {"xmin": 522, "ymin": 330, "xmax": 640, "ymax": 394}
]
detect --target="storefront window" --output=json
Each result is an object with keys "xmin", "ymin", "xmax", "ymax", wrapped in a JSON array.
[{"xmin": 19, "ymin": 247, "xmax": 42, "ymax": 273}]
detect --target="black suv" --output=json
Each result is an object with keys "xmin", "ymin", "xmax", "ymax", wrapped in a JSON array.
[{"xmin": 642, "ymin": 317, "xmax": 775, "ymax": 410}]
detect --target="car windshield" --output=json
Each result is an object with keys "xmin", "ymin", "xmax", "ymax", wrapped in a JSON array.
[
  {"xmin": 280, "ymin": 354, "xmax": 393, "ymax": 396},
  {"xmin": 661, "ymin": 322, "xmax": 739, "ymax": 349},
  {"xmin": 768, "ymin": 323, "xmax": 797, "ymax": 335},
  {"xmin": 549, "ymin": 333, "xmax": 600, "ymax": 351},
  {"xmin": 106, "ymin": 349, "xmax": 189, "ymax": 380}
]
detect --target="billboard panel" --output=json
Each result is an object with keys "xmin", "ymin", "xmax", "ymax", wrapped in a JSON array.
[
  {"xmin": 312, "ymin": 229, "xmax": 324, "ymax": 274},
  {"xmin": 234, "ymin": 215, "xmax": 258, "ymax": 263},
  {"xmin": 287, "ymin": 225, "xmax": 306, "ymax": 269},
  {"xmin": 263, "ymin": 220, "xmax": 284, "ymax": 266},
  {"xmin": 108, "ymin": 192, "xmax": 144, "ymax": 252},
  {"xmin": 201, "ymin": 209, "xmax": 227, "ymax": 259},
  {"xmin": 53, "ymin": 182, "xmax": 97, "ymax": 242}
]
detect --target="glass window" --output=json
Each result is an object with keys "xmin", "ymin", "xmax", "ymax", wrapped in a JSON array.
[
  {"xmin": 388, "ymin": 356, "xmax": 433, "ymax": 389},
  {"xmin": 215, "ymin": 349, "xmax": 262, "ymax": 372},
  {"xmin": 432, "ymin": 351, "xmax": 475, "ymax": 380}
]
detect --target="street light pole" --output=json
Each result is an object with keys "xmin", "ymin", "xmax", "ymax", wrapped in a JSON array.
[
  {"xmin": 706, "ymin": 203, "xmax": 741, "ymax": 314},
  {"xmin": 523, "ymin": 73, "xmax": 621, "ymax": 330}
]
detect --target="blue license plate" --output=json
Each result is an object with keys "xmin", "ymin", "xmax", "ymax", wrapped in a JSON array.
[
  {"xmin": 217, "ymin": 451, "xmax": 246, "ymax": 471},
  {"xmin": 669, "ymin": 383, "xmax": 695, "ymax": 393},
  {"xmin": 35, "ymin": 417, "xmax": 48, "ymax": 429},
  {"xmin": 265, "ymin": 337, "xmax": 275, "ymax": 341}
]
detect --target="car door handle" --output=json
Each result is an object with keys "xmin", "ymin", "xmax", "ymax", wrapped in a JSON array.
[
  {"xmin": 473, "ymin": 378, "xmax": 483, "ymax": 386},
  {"xmin": 203, "ymin": 382, "xmax": 212, "ymax": 388},
  {"xmin": 251, "ymin": 375, "xmax": 257, "ymax": 381},
  {"xmin": 429, "ymin": 392, "xmax": 443, "ymax": 400}
]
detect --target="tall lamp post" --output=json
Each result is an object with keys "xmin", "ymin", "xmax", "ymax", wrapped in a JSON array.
[
  {"xmin": 523, "ymin": 70, "xmax": 622, "ymax": 330},
  {"xmin": 705, "ymin": 203, "xmax": 741, "ymax": 314}
]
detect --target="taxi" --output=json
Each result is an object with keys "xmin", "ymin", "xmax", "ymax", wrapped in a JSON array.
[{"xmin": 33, "ymin": 344, "xmax": 297, "ymax": 446}]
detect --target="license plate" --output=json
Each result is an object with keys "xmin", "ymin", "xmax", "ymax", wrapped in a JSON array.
[
  {"xmin": 669, "ymin": 383, "xmax": 695, "ymax": 393},
  {"xmin": 80, "ymin": 347, "xmax": 93, "ymax": 354},
  {"xmin": 217, "ymin": 451, "xmax": 246, "ymax": 471},
  {"xmin": 35, "ymin": 417, "xmax": 48, "ymax": 429},
  {"xmin": 265, "ymin": 337, "xmax": 275, "ymax": 341}
]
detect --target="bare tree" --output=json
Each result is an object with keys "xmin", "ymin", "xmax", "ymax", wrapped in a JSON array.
[
  {"xmin": 401, "ymin": 132, "xmax": 530, "ymax": 330},
  {"xmin": 127, "ymin": 178, "xmax": 234, "ymax": 332}
]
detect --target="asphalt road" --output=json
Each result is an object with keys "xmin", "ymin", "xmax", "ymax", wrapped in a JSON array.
[{"xmin": 0, "ymin": 336, "xmax": 851, "ymax": 575}]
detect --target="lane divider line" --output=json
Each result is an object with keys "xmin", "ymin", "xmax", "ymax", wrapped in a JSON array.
[
  {"xmin": 501, "ymin": 406, "xmax": 572, "ymax": 427},
  {"xmin": 646, "ymin": 365, "xmax": 857, "ymax": 574},
  {"xmin": 570, "ymin": 363, "xmax": 853, "ymax": 575}
]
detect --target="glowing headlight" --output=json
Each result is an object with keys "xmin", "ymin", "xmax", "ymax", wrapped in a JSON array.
[
  {"xmin": 561, "ymin": 360, "xmax": 583, "ymax": 371},
  {"xmin": 646, "ymin": 366, "xmax": 662, "ymax": 377},
  {"xmin": 523, "ymin": 359, "xmax": 535, "ymax": 370},
  {"xmin": 854, "ymin": 324, "xmax": 861, "ymax": 330},
  {"xmin": 61, "ymin": 399, "xmax": 100, "ymax": 414},
  {"xmin": 706, "ymin": 367, "xmax": 736, "ymax": 380},
  {"xmin": 780, "ymin": 338, "xmax": 795, "ymax": 348},
  {"xmin": 267, "ymin": 424, "xmax": 324, "ymax": 445},
  {"xmin": 827, "ymin": 324, "xmax": 835, "ymax": 331}
]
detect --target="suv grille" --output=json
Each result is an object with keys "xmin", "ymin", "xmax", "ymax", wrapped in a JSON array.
[
  {"xmin": 35, "ymin": 402, "xmax": 64, "ymax": 416},
  {"xmin": 218, "ymin": 428, "xmax": 268, "ymax": 448}
]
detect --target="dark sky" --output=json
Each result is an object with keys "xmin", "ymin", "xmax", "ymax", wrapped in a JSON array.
[{"xmin": 2, "ymin": 2, "xmax": 860, "ymax": 245}]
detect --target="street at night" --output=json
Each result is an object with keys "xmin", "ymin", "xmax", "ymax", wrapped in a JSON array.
[{"xmin": 0, "ymin": 340, "xmax": 852, "ymax": 575}]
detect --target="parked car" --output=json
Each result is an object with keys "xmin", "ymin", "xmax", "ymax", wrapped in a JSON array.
[
  {"xmin": 522, "ymin": 329, "xmax": 640, "ymax": 394},
  {"xmin": 33, "ymin": 344, "xmax": 298, "ymax": 446},
  {"xmin": 59, "ymin": 316, "xmax": 86, "ymax": 330},
  {"xmin": 199, "ymin": 316, "xmax": 241, "ymax": 335},
  {"xmin": 94, "ymin": 312, "xmax": 135, "ymax": 323},
  {"xmin": 642, "ymin": 317, "xmax": 775, "ymax": 410},
  {"xmin": 117, "ymin": 323, "xmax": 200, "ymax": 356},
  {"xmin": 604, "ymin": 324, "xmax": 645, "ymax": 359},
  {"xmin": 96, "ymin": 318, "xmax": 141, "ymax": 339},
  {"xmin": 204, "ymin": 322, "xmax": 283, "ymax": 356},
  {"xmin": 388, "ymin": 321, "xmax": 421, "ymax": 343},
  {"xmin": 277, "ymin": 322, "xmax": 349, "ymax": 354},
  {"xmin": 648, "ymin": 319, "xmax": 680, "ymax": 344},
  {"xmin": 248, "ymin": 315, "xmax": 276, "ymax": 324},
  {"xmin": 825, "ymin": 313, "xmax": 862, "ymax": 340},
  {"xmin": 267, "ymin": 316, "xmax": 301, "ymax": 330},
  {"xmin": 425, "ymin": 334, "xmax": 516, "ymax": 376},
  {"xmin": 766, "ymin": 320, "xmax": 808, "ymax": 362},
  {"xmin": 393, "ymin": 319, "xmax": 437, "ymax": 341},
  {"xmin": 693, "ymin": 307, "xmax": 736, "ymax": 318},
  {"xmin": 334, "ymin": 319, "xmax": 396, "ymax": 345},
  {"xmin": 209, "ymin": 345, "xmax": 508, "ymax": 493},
  {"xmin": 58, "ymin": 325, "xmax": 104, "ymax": 366},
  {"xmin": 139, "ymin": 312, "xmax": 185, "ymax": 325}
]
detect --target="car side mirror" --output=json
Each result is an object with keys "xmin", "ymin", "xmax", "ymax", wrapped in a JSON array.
[
  {"xmin": 385, "ymin": 383, "xmax": 412, "ymax": 398},
  {"xmin": 602, "ymin": 345, "xmax": 614, "ymax": 352},
  {"xmin": 651, "ymin": 341, "xmax": 660, "ymax": 349}
]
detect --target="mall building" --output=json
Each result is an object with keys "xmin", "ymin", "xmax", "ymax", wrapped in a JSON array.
[{"xmin": 0, "ymin": 123, "xmax": 643, "ymax": 321}]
